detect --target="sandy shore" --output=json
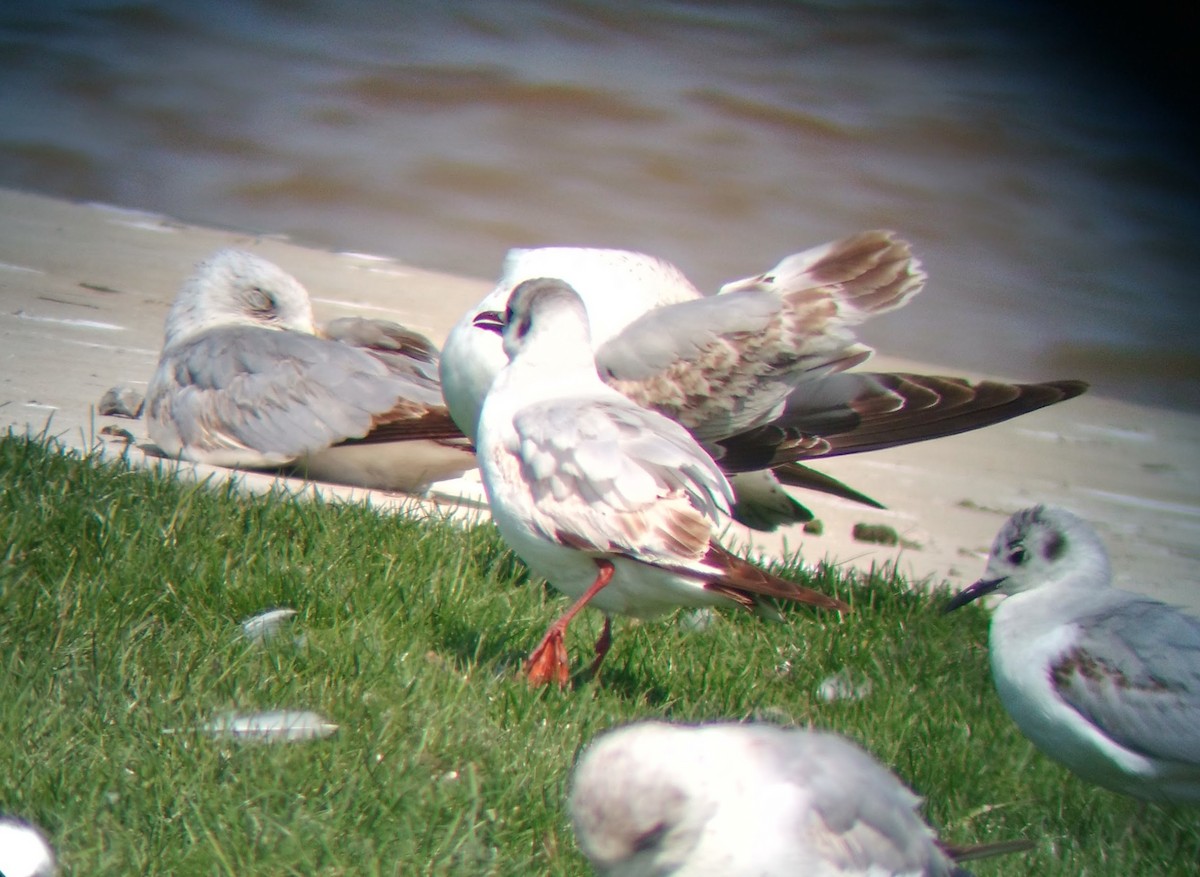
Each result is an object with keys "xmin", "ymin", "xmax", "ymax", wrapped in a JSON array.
[{"xmin": 2, "ymin": 187, "xmax": 1197, "ymax": 610}]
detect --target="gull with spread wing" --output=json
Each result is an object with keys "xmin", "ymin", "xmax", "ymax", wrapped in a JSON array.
[
  {"xmin": 442, "ymin": 232, "xmax": 1086, "ymax": 530},
  {"xmin": 474, "ymin": 277, "xmax": 846, "ymax": 687},
  {"xmin": 570, "ymin": 721, "xmax": 1029, "ymax": 876},
  {"xmin": 944, "ymin": 505, "xmax": 1200, "ymax": 803},
  {"xmin": 145, "ymin": 249, "xmax": 475, "ymax": 493}
]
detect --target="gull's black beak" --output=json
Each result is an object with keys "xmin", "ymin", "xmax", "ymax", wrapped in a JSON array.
[
  {"xmin": 473, "ymin": 309, "xmax": 505, "ymax": 334},
  {"xmin": 942, "ymin": 577, "xmax": 1006, "ymax": 614}
]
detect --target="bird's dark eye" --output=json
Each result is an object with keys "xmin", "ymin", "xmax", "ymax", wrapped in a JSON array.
[
  {"xmin": 1006, "ymin": 545, "xmax": 1027, "ymax": 566},
  {"xmin": 631, "ymin": 821, "xmax": 668, "ymax": 854}
]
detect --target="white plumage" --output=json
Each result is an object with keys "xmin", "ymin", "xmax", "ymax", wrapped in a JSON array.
[{"xmin": 0, "ymin": 817, "xmax": 56, "ymax": 877}]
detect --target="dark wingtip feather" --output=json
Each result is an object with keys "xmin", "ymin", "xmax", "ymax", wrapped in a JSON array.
[{"xmin": 702, "ymin": 543, "xmax": 850, "ymax": 612}]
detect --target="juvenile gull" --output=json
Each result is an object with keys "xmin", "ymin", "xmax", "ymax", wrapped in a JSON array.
[
  {"xmin": 944, "ymin": 505, "xmax": 1200, "ymax": 803},
  {"xmin": 474, "ymin": 278, "xmax": 846, "ymax": 687},
  {"xmin": 441, "ymin": 234, "xmax": 1086, "ymax": 530},
  {"xmin": 145, "ymin": 250, "xmax": 474, "ymax": 493},
  {"xmin": 570, "ymin": 721, "xmax": 1024, "ymax": 876}
]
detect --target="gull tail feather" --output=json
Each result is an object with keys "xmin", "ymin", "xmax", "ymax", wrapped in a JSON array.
[{"xmin": 700, "ymin": 542, "xmax": 849, "ymax": 612}]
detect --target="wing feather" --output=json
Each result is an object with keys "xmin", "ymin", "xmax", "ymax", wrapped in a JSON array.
[
  {"xmin": 509, "ymin": 398, "xmax": 733, "ymax": 563},
  {"xmin": 147, "ymin": 325, "xmax": 447, "ymax": 463},
  {"xmin": 1052, "ymin": 599, "xmax": 1200, "ymax": 765},
  {"xmin": 714, "ymin": 374, "xmax": 1087, "ymax": 471},
  {"xmin": 752, "ymin": 728, "xmax": 958, "ymax": 876},
  {"xmin": 599, "ymin": 290, "xmax": 873, "ymax": 441}
]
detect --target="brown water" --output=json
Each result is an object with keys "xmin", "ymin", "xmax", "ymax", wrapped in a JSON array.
[{"xmin": 1, "ymin": 0, "xmax": 1198, "ymax": 410}]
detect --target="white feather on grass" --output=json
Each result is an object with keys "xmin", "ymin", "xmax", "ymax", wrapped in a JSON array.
[{"xmin": 240, "ymin": 607, "xmax": 299, "ymax": 642}]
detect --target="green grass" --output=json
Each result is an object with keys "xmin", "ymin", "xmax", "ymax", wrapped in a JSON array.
[{"xmin": 0, "ymin": 432, "xmax": 1196, "ymax": 875}]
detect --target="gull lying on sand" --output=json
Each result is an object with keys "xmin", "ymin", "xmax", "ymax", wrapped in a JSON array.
[
  {"xmin": 442, "ymin": 233, "xmax": 1086, "ymax": 530},
  {"xmin": 0, "ymin": 817, "xmax": 56, "ymax": 877},
  {"xmin": 570, "ymin": 721, "xmax": 1026, "ymax": 876},
  {"xmin": 944, "ymin": 505, "xmax": 1200, "ymax": 803},
  {"xmin": 145, "ymin": 250, "xmax": 474, "ymax": 493},
  {"xmin": 474, "ymin": 278, "xmax": 846, "ymax": 687}
]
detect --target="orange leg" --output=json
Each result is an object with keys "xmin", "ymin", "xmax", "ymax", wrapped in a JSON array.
[{"xmin": 525, "ymin": 560, "xmax": 615, "ymax": 687}]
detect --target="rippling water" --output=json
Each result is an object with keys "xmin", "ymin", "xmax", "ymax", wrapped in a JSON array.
[{"xmin": 1, "ymin": 0, "xmax": 1197, "ymax": 410}]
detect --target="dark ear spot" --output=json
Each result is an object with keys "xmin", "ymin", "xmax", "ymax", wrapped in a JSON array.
[{"xmin": 1042, "ymin": 529, "xmax": 1066, "ymax": 561}]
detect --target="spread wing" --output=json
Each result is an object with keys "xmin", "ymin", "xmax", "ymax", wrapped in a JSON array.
[
  {"xmin": 598, "ymin": 289, "xmax": 872, "ymax": 442},
  {"xmin": 596, "ymin": 230, "xmax": 924, "ymax": 443},
  {"xmin": 507, "ymin": 397, "xmax": 734, "ymax": 565},
  {"xmin": 146, "ymin": 324, "xmax": 452, "ymax": 465},
  {"xmin": 1051, "ymin": 598, "xmax": 1200, "ymax": 766}
]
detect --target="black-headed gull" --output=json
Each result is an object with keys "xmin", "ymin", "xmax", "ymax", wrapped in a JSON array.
[
  {"xmin": 0, "ymin": 817, "xmax": 56, "ymax": 877},
  {"xmin": 441, "ymin": 234, "xmax": 1086, "ymax": 530},
  {"xmin": 145, "ymin": 249, "xmax": 475, "ymax": 492},
  {"xmin": 944, "ymin": 505, "xmax": 1200, "ymax": 803},
  {"xmin": 570, "ymin": 721, "xmax": 1026, "ymax": 876},
  {"xmin": 474, "ymin": 278, "xmax": 847, "ymax": 686}
]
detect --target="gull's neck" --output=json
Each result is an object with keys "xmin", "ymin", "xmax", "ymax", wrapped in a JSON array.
[
  {"xmin": 493, "ymin": 307, "xmax": 609, "ymax": 406},
  {"xmin": 161, "ymin": 297, "xmax": 241, "ymax": 349}
]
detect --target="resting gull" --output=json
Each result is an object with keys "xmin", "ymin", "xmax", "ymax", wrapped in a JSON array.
[{"xmin": 145, "ymin": 249, "xmax": 475, "ymax": 493}]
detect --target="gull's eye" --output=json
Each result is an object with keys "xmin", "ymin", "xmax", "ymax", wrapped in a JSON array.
[
  {"xmin": 1006, "ymin": 545, "xmax": 1027, "ymax": 566},
  {"xmin": 245, "ymin": 286, "xmax": 277, "ymax": 320},
  {"xmin": 630, "ymin": 821, "xmax": 668, "ymax": 854}
]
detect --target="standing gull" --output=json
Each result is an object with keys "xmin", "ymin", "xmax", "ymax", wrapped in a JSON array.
[
  {"xmin": 145, "ymin": 250, "xmax": 475, "ymax": 493},
  {"xmin": 441, "ymin": 234, "xmax": 1086, "ymax": 530},
  {"xmin": 944, "ymin": 505, "xmax": 1200, "ymax": 803},
  {"xmin": 570, "ymin": 721, "xmax": 1023, "ymax": 876},
  {"xmin": 474, "ymin": 278, "xmax": 846, "ymax": 687}
]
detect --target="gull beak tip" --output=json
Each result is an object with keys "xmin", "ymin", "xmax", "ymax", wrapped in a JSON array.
[{"xmin": 941, "ymin": 577, "xmax": 1004, "ymax": 614}]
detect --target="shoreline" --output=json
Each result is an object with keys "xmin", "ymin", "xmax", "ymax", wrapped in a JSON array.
[{"xmin": 2, "ymin": 187, "xmax": 1197, "ymax": 610}]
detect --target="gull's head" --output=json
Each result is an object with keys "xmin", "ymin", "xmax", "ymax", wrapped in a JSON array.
[
  {"xmin": 0, "ymin": 817, "xmax": 56, "ymax": 877},
  {"xmin": 944, "ymin": 505, "xmax": 1111, "ymax": 612},
  {"xmin": 570, "ymin": 723, "xmax": 715, "ymax": 877},
  {"xmin": 162, "ymin": 249, "xmax": 316, "ymax": 349},
  {"xmin": 473, "ymin": 277, "xmax": 592, "ymax": 363}
]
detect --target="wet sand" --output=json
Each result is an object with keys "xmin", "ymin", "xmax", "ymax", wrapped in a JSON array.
[{"xmin": 2, "ymin": 187, "xmax": 1197, "ymax": 610}]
